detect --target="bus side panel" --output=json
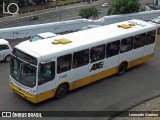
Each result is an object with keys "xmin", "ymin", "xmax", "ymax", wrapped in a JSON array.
[
  {"xmin": 89, "ymin": 60, "xmax": 105, "ymax": 82},
  {"xmin": 37, "ymin": 89, "xmax": 56, "ymax": 103},
  {"xmin": 70, "ymin": 58, "xmax": 119, "ymax": 90},
  {"xmin": 70, "ymin": 65, "xmax": 89, "ymax": 90},
  {"xmin": 70, "ymin": 67, "xmax": 118, "ymax": 90},
  {"xmin": 70, "ymin": 76, "xmax": 92, "ymax": 90},
  {"xmin": 119, "ymin": 51, "xmax": 134, "ymax": 65},
  {"xmin": 102, "ymin": 66, "xmax": 118, "ymax": 77},
  {"xmin": 143, "ymin": 53, "xmax": 154, "ymax": 62},
  {"xmin": 128, "ymin": 57, "xmax": 143, "ymax": 68},
  {"xmin": 37, "ymin": 80, "xmax": 56, "ymax": 102},
  {"xmin": 103, "ymin": 55, "xmax": 119, "ymax": 75},
  {"xmin": 55, "ymin": 71, "xmax": 71, "ymax": 87},
  {"xmin": 127, "ymin": 47, "xmax": 144, "ymax": 68},
  {"xmin": 144, "ymin": 44, "xmax": 155, "ymax": 58},
  {"xmin": 91, "ymin": 71, "xmax": 105, "ymax": 82}
]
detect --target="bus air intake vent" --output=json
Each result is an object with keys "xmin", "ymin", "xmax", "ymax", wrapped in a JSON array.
[
  {"xmin": 117, "ymin": 23, "xmax": 135, "ymax": 29},
  {"xmin": 52, "ymin": 38, "xmax": 72, "ymax": 45}
]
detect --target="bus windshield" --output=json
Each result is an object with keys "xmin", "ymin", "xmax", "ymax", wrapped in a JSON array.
[
  {"xmin": 31, "ymin": 35, "xmax": 43, "ymax": 42},
  {"xmin": 10, "ymin": 56, "xmax": 37, "ymax": 87}
]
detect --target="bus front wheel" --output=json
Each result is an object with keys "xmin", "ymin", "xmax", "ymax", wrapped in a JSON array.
[
  {"xmin": 117, "ymin": 62, "xmax": 127, "ymax": 76},
  {"xmin": 4, "ymin": 55, "xmax": 11, "ymax": 62},
  {"xmin": 55, "ymin": 84, "xmax": 68, "ymax": 99}
]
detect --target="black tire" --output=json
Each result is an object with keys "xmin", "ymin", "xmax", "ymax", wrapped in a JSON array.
[
  {"xmin": 4, "ymin": 55, "xmax": 11, "ymax": 62},
  {"xmin": 117, "ymin": 62, "xmax": 127, "ymax": 76},
  {"xmin": 55, "ymin": 84, "xmax": 68, "ymax": 99}
]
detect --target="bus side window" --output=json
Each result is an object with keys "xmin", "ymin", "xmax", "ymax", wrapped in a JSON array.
[
  {"xmin": 57, "ymin": 54, "xmax": 72, "ymax": 74},
  {"xmin": 133, "ymin": 33, "xmax": 146, "ymax": 49},
  {"xmin": 120, "ymin": 37, "xmax": 133, "ymax": 53},
  {"xmin": 106, "ymin": 40, "xmax": 120, "ymax": 58},
  {"xmin": 146, "ymin": 30, "xmax": 156, "ymax": 45},
  {"xmin": 38, "ymin": 61, "xmax": 55, "ymax": 85},
  {"xmin": 90, "ymin": 44, "xmax": 105, "ymax": 63},
  {"xmin": 72, "ymin": 49, "xmax": 89, "ymax": 69}
]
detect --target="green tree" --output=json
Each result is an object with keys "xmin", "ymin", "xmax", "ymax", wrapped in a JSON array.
[
  {"xmin": 79, "ymin": 6, "xmax": 100, "ymax": 19},
  {"xmin": 108, "ymin": 0, "xmax": 141, "ymax": 15}
]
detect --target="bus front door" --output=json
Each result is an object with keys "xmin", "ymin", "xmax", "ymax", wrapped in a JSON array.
[{"xmin": 37, "ymin": 61, "xmax": 56, "ymax": 102}]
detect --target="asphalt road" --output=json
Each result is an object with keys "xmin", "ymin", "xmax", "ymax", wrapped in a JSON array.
[
  {"xmin": 0, "ymin": 3, "xmax": 108, "ymax": 29},
  {"xmin": 0, "ymin": 0, "xmax": 153, "ymax": 29},
  {"xmin": 0, "ymin": 34, "xmax": 160, "ymax": 120}
]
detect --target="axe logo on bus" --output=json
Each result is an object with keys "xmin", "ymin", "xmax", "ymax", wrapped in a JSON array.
[{"xmin": 90, "ymin": 61, "xmax": 104, "ymax": 72}]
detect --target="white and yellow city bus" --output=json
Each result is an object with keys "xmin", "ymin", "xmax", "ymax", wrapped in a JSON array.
[{"xmin": 9, "ymin": 19, "xmax": 158, "ymax": 103}]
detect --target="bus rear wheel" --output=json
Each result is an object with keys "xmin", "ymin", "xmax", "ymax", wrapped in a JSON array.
[
  {"xmin": 55, "ymin": 84, "xmax": 68, "ymax": 99},
  {"xmin": 117, "ymin": 62, "xmax": 127, "ymax": 76}
]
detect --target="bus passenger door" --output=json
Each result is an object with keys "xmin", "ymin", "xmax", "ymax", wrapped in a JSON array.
[
  {"xmin": 104, "ymin": 40, "xmax": 120, "ymax": 76},
  {"xmin": 130, "ymin": 34, "xmax": 146, "ymax": 67},
  {"xmin": 37, "ymin": 61, "xmax": 56, "ymax": 101},
  {"xmin": 131, "ymin": 47, "xmax": 145, "ymax": 66},
  {"xmin": 119, "ymin": 35, "xmax": 146, "ymax": 68},
  {"xmin": 119, "ymin": 37, "xmax": 142, "ymax": 68},
  {"xmin": 70, "ymin": 64, "xmax": 89, "ymax": 89},
  {"xmin": 70, "ymin": 49, "xmax": 90, "ymax": 89},
  {"xmin": 143, "ymin": 30, "xmax": 156, "ymax": 61}
]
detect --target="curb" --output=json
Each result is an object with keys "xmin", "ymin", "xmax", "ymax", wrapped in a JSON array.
[{"xmin": 112, "ymin": 94, "xmax": 160, "ymax": 120}]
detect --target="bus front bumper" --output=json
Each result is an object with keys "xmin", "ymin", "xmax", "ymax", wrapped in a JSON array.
[{"xmin": 9, "ymin": 82, "xmax": 38, "ymax": 103}]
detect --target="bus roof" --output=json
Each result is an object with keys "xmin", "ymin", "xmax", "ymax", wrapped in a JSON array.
[{"xmin": 15, "ymin": 19, "xmax": 157, "ymax": 61}]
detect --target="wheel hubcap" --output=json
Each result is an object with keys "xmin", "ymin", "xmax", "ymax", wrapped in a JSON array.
[
  {"xmin": 6, "ymin": 56, "xmax": 11, "ymax": 62},
  {"xmin": 60, "ymin": 88, "xmax": 65, "ymax": 95}
]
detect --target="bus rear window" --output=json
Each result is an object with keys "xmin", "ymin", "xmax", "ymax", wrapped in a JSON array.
[{"xmin": 12, "ymin": 48, "xmax": 37, "ymax": 65}]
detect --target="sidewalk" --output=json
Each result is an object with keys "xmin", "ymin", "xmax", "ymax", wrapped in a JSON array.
[
  {"xmin": 0, "ymin": 0, "xmax": 107, "ymax": 22},
  {"xmin": 113, "ymin": 96, "xmax": 160, "ymax": 120}
]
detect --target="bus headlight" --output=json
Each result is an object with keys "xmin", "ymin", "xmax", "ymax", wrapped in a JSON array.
[{"xmin": 27, "ymin": 89, "xmax": 36, "ymax": 94}]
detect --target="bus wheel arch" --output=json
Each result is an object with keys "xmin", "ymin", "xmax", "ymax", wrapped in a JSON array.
[
  {"xmin": 55, "ymin": 82, "xmax": 69, "ymax": 99},
  {"xmin": 117, "ymin": 61, "xmax": 128, "ymax": 76}
]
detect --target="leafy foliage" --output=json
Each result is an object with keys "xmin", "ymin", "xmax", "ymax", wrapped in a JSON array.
[
  {"xmin": 79, "ymin": 6, "xmax": 100, "ymax": 19},
  {"xmin": 108, "ymin": 0, "xmax": 141, "ymax": 15}
]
